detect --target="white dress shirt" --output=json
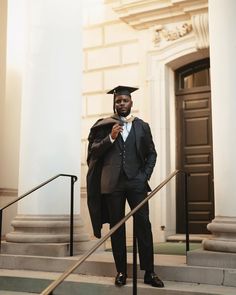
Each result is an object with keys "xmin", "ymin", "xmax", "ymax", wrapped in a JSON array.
[
  {"xmin": 120, "ymin": 116, "xmax": 132, "ymax": 142},
  {"xmin": 109, "ymin": 114, "xmax": 134, "ymax": 143}
]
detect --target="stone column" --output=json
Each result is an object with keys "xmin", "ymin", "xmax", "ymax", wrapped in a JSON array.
[
  {"xmin": 202, "ymin": 0, "xmax": 236, "ymax": 253},
  {"xmin": 3, "ymin": 0, "xmax": 91, "ymax": 256}
]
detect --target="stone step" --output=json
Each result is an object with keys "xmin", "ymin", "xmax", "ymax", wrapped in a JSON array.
[
  {"xmin": 187, "ymin": 249, "xmax": 236, "ymax": 269},
  {"xmin": 0, "ymin": 292, "xmax": 35, "ymax": 295},
  {"xmin": 0, "ymin": 240, "xmax": 102, "ymax": 257},
  {"xmin": 0, "ymin": 251, "xmax": 236, "ymax": 288},
  {"xmin": 167, "ymin": 234, "xmax": 211, "ymax": 243},
  {"xmin": 0, "ymin": 269, "xmax": 236, "ymax": 295}
]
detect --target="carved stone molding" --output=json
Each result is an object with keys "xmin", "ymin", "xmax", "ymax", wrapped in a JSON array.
[
  {"xmin": 203, "ymin": 216, "xmax": 236, "ymax": 253},
  {"xmin": 112, "ymin": 0, "xmax": 208, "ymax": 30},
  {"xmin": 6, "ymin": 214, "xmax": 90, "ymax": 243},
  {"xmin": 191, "ymin": 13, "xmax": 209, "ymax": 49},
  {"xmin": 0, "ymin": 188, "xmax": 18, "ymax": 197},
  {"xmin": 153, "ymin": 22, "xmax": 192, "ymax": 46}
]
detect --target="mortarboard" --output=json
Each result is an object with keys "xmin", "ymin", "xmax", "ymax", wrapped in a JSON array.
[{"xmin": 107, "ymin": 85, "xmax": 139, "ymax": 96}]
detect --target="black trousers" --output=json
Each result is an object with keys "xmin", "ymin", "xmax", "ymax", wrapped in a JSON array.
[{"xmin": 104, "ymin": 173, "xmax": 154, "ymax": 274}]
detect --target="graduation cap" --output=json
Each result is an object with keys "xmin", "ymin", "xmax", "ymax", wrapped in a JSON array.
[
  {"xmin": 107, "ymin": 86, "xmax": 139, "ymax": 113},
  {"xmin": 107, "ymin": 85, "xmax": 138, "ymax": 96}
]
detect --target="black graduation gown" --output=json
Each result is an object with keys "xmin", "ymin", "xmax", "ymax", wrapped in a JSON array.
[{"xmin": 86, "ymin": 116, "xmax": 120, "ymax": 238}]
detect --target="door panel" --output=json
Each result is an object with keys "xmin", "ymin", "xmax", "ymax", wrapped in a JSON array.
[{"xmin": 176, "ymin": 91, "xmax": 214, "ymax": 233}]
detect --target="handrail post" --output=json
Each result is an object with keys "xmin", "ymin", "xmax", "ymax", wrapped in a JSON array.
[
  {"xmin": 69, "ymin": 176, "xmax": 75, "ymax": 257},
  {"xmin": 0, "ymin": 173, "xmax": 77, "ymax": 258},
  {"xmin": 132, "ymin": 217, "xmax": 137, "ymax": 295},
  {"xmin": 0, "ymin": 210, "xmax": 2, "ymax": 252},
  {"xmin": 184, "ymin": 171, "xmax": 190, "ymax": 253}
]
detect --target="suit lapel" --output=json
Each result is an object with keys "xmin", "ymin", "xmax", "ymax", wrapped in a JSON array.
[{"xmin": 133, "ymin": 119, "xmax": 142, "ymax": 154}]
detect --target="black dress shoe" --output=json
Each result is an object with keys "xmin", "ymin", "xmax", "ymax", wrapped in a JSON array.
[
  {"xmin": 115, "ymin": 272, "xmax": 127, "ymax": 286},
  {"xmin": 144, "ymin": 271, "xmax": 164, "ymax": 288}
]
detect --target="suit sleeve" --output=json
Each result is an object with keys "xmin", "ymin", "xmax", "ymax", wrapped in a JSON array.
[
  {"xmin": 90, "ymin": 135, "xmax": 113, "ymax": 159},
  {"xmin": 87, "ymin": 123, "xmax": 114, "ymax": 163}
]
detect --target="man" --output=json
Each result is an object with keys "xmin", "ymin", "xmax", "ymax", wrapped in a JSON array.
[{"xmin": 87, "ymin": 85, "xmax": 164, "ymax": 288}]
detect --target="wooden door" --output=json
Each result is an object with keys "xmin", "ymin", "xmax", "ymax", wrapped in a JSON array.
[{"xmin": 176, "ymin": 59, "xmax": 214, "ymax": 234}]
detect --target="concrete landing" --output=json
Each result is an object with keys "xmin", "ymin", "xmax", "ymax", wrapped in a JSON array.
[
  {"xmin": 187, "ymin": 249, "xmax": 236, "ymax": 268},
  {"xmin": 0, "ymin": 251, "xmax": 236, "ymax": 288},
  {"xmin": 167, "ymin": 234, "xmax": 211, "ymax": 243},
  {"xmin": 1, "ymin": 240, "xmax": 101, "ymax": 257},
  {"xmin": 0, "ymin": 269, "xmax": 236, "ymax": 295},
  {"xmin": 0, "ymin": 292, "xmax": 35, "ymax": 295}
]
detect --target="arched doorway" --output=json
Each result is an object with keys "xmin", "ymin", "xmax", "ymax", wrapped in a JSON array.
[{"xmin": 175, "ymin": 58, "xmax": 214, "ymax": 234}]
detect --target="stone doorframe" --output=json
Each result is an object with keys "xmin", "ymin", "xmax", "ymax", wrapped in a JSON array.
[{"xmin": 145, "ymin": 36, "xmax": 209, "ymax": 241}]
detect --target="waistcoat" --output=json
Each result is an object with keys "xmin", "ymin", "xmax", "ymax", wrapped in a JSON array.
[{"xmin": 117, "ymin": 126, "xmax": 142, "ymax": 179}]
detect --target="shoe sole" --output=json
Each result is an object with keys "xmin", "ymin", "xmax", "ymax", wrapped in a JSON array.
[{"xmin": 144, "ymin": 281, "xmax": 164, "ymax": 288}]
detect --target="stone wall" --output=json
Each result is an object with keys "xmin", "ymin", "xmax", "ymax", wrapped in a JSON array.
[{"xmin": 80, "ymin": 0, "xmax": 209, "ymax": 241}]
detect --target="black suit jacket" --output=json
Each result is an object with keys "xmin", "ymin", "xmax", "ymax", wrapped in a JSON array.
[{"xmin": 87, "ymin": 116, "xmax": 157, "ymax": 238}]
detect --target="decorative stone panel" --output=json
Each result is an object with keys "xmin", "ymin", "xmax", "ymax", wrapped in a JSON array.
[
  {"xmin": 83, "ymin": 27, "xmax": 103, "ymax": 48},
  {"xmin": 87, "ymin": 46, "xmax": 120, "ymax": 69},
  {"xmin": 153, "ymin": 22, "xmax": 193, "ymax": 47},
  {"xmin": 87, "ymin": 94, "xmax": 113, "ymax": 116},
  {"xmin": 104, "ymin": 22, "xmax": 137, "ymax": 44},
  {"xmin": 104, "ymin": 65, "xmax": 139, "ymax": 89},
  {"xmin": 83, "ymin": 71, "xmax": 103, "ymax": 93},
  {"xmin": 121, "ymin": 42, "xmax": 139, "ymax": 64}
]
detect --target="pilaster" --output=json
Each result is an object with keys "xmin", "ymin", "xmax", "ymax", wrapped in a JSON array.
[
  {"xmin": 191, "ymin": 0, "xmax": 236, "ymax": 256},
  {"xmin": 1, "ymin": 0, "xmax": 94, "ymax": 256}
]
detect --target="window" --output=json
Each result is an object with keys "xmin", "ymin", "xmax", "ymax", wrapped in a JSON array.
[{"xmin": 177, "ymin": 59, "xmax": 210, "ymax": 90}]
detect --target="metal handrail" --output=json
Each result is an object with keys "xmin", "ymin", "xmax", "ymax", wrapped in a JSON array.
[
  {"xmin": 40, "ymin": 169, "xmax": 189, "ymax": 295},
  {"xmin": 0, "ymin": 173, "xmax": 78, "ymax": 256}
]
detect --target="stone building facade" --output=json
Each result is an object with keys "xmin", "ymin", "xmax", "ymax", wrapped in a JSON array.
[
  {"xmin": 1, "ymin": 0, "xmax": 236, "ymax": 258},
  {"xmin": 81, "ymin": 0, "xmax": 210, "ymax": 242}
]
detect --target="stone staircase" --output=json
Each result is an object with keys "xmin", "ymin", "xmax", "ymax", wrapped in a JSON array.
[
  {"xmin": 1, "ymin": 270, "xmax": 236, "ymax": 295},
  {"xmin": 0, "ymin": 250, "xmax": 236, "ymax": 294}
]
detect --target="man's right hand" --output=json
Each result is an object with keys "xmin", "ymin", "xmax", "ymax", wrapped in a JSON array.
[{"xmin": 110, "ymin": 123, "xmax": 123, "ymax": 140}]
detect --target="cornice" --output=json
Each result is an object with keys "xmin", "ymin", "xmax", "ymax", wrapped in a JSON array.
[{"xmin": 112, "ymin": 0, "xmax": 208, "ymax": 30}]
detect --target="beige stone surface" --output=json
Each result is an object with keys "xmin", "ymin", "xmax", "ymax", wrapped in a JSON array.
[
  {"xmin": 83, "ymin": 72, "xmax": 103, "ymax": 93},
  {"xmin": 104, "ymin": 65, "xmax": 139, "ymax": 89},
  {"xmin": 121, "ymin": 42, "xmax": 139, "ymax": 64},
  {"xmin": 83, "ymin": 27, "xmax": 103, "ymax": 48},
  {"xmin": 87, "ymin": 94, "xmax": 113, "ymax": 116},
  {"xmin": 104, "ymin": 22, "xmax": 137, "ymax": 44},
  {"xmin": 87, "ymin": 46, "xmax": 120, "ymax": 69}
]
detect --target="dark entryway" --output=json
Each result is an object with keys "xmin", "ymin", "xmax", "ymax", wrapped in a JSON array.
[{"xmin": 175, "ymin": 58, "xmax": 214, "ymax": 234}]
